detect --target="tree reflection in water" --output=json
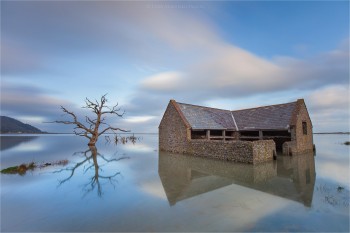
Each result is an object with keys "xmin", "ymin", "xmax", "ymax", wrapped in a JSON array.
[{"xmin": 54, "ymin": 146, "xmax": 128, "ymax": 197}]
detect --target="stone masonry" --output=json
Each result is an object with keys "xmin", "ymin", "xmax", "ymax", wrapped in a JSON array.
[
  {"xmin": 282, "ymin": 99, "xmax": 314, "ymax": 155},
  {"xmin": 159, "ymin": 99, "xmax": 314, "ymax": 163},
  {"xmin": 159, "ymin": 100, "xmax": 276, "ymax": 164}
]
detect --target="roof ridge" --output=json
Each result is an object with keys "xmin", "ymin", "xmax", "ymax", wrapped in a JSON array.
[
  {"xmin": 170, "ymin": 100, "xmax": 191, "ymax": 128},
  {"xmin": 231, "ymin": 101, "xmax": 297, "ymax": 112},
  {"xmin": 177, "ymin": 102, "xmax": 231, "ymax": 112}
]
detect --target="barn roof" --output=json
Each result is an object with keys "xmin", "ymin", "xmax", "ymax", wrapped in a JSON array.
[
  {"xmin": 176, "ymin": 100, "xmax": 298, "ymax": 131},
  {"xmin": 232, "ymin": 102, "xmax": 297, "ymax": 131},
  {"xmin": 177, "ymin": 103, "xmax": 235, "ymax": 130}
]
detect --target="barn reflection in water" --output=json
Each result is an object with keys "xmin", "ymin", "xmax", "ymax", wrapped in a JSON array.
[{"xmin": 158, "ymin": 152, "xmax": 315, "ymax": 207}]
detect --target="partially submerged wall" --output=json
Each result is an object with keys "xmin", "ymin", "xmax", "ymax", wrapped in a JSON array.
[
  {"xmin": 186, "ymin": 140, "xmax": 253, "ymax": 163},
  {"xmin": 284, "ymin": 99, "xmax": 314, "ymax": 155},
  {"xmin": 162, "ymin": 139, "xmax": 275, "ymax": 164},
  {"xmin": 159, "ymin": 101, "xmax": 189, "ymax": 153},
  {"xmin": 294, "ymin": 101, "xmax": 314, "ymax": 153},
  {"xmin": 282, "ymin": 141, "xmax": 297, "ymax": 155},
  {"xmin": 252, "ymin": 140, "xmax": 276, "ymax": 163}
]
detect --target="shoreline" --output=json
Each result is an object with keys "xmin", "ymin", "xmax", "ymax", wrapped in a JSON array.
[{"xmin": 0, "ymin": 132, "xmax": 348, "ymax": 135}]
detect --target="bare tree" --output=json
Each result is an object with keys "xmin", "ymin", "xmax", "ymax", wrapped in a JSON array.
[{"xmin": 53, "ymin": 94, "xmax": 128, "ymax": 146}]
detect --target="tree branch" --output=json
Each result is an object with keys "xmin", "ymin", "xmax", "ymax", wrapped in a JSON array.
[
  {"xmin": 99, "ymin": 126, "xmax": 130, "ymax": 136},
  {"xmin": 52, "ymin": 106, "xmax": 94, "ymax": 135}
]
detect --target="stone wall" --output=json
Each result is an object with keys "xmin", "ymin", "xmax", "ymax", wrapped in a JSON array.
[
  {"xmin": 186, "ymin": 140, "xmax": 275, "ymax": 164},
  {"xmin": 160, "ymin": 138, "xmax": 276, "ymax": 164},
  {"xmin": 295, "ymin": 101, "xmax": 314, "ymax": 153},
  {"xmin": 159, "ymin": 101, "xmax": 189, "ymax": 153},
  {"xmin": 284, "ymin": 99, "xmax": 314, "ymax": 155},
  {"xmin": 252, "ymin": 140, "xmax": 276, "ymax": 163},
  {"xmin": 282, "ymin": 141, "xmax": 296, "ymax": 155},
  {"xmin": 185, "ymin": 140, "xmax": 254, "ymax": 163}
]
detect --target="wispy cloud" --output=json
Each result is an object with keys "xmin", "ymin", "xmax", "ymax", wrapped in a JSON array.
[
  {"xmin": 1, "ymin": 39, "xmax": 43, "ymax": 75},
  {"xmin": 1, "ymin": 1, "xmax": 348, "ymax": 133},
  {"xmin": 0, "ymin": 82, "xmax": 68, "ymax": 117},
  {"xmin": 306, "ymin": 85, "xmax": 349, "ymax": 132},
  {"xmin": 140, "ymin": 40, "xmax": 348, "ymax": 98},
  {"xmin": 308, "ymin": 85, "xmax": 349, "ymax": 112},
  {"xmin": 0, "ymin": 82, "xmax": 76, "ymax": 131}
]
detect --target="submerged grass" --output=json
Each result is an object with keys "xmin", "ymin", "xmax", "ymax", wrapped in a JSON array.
[
  {"xmin": 1, "ymin": 160, "xmax": 68, "ymax": 175},
  {"xmin": 1, "ymin": 166, "xmax": 23, "ymax": 174},
  {"xmin": 115, "ymin": 134, "xmax": 140, "ymax": 144},
  {"xmin": 1, "ymin": 162, "xmax": 36, "ymax": 175}
]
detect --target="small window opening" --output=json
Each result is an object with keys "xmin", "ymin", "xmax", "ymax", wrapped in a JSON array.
[
  {"xmin": 240, "ymin": 131, "xmax": 259, "ymax": 141},
  {"xmin": 302, "ymin": 122, "xmax": 307, "ymax": 135},
  {"xmin": 210, "ymin": 130, "xmax": 223, "ymax": 136},
  {"xmin": 191, "ymin": 130, "xmax": 206, "ymax": 140},
  {"xmin": 240, "ymin": 131, "xmax": 259, "ymax": 137},
  {"xmin": 225, "ymin": 131, "xmax": 234, "ymax": 137}
]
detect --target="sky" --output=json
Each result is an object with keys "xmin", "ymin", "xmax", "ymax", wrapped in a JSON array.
[{"xmin": 1, "ymin": 1, "xmax": 349, "ymax": 133}]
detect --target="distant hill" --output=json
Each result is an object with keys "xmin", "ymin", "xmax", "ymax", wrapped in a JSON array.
[{"xmin": 0, "ymin": 116, "xmax": 43, "ymax": 134}]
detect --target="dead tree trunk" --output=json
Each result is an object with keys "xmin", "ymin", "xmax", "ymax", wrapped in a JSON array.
[{"xmin": 88, "ymin": 134, "xmax": 99, "ymax": 146}]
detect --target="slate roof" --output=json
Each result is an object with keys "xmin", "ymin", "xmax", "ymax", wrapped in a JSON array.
[
  {"xmin": 176, "ymin": 101, "xmax": 297, "ymax": 131},
  {"xmin": 232, "ymin": 102, "xmax": 297, "ymax": 131},
  {"xmin": 177, "ymin": 103, "xmax": 235, "ymax": 130}
]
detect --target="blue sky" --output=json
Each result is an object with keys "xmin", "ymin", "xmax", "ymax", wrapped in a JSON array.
[{"xmin": 1, "ymin": 1, "xmax": 349, "ymax": 133}]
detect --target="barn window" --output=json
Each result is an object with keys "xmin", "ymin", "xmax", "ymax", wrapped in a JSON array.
[
  {"xmin": 191, "ymin": 130, "xmax": 206, "ymax": 139},
  {"xmin": 209, "ymin": 130, "xmax": 222, "ymax": 136},
  {"xmin": 302, "ymin": 122, "xmax": 307, "ymax": 135}
]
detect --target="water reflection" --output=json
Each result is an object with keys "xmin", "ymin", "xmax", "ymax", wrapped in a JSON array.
[
  {"xmin": 0, "ymin": 136, "xmax": 38, "ymax": 151},
  {"xmin": 159, "ymin": 152, "xmax": 316, "ymax": 207},
  {"xmin": 55, "ymin": 146, "xmax": 128, "ymax": 197}
]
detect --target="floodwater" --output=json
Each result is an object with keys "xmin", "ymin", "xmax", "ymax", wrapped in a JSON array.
[{"xmin": 1, "ymin": 134, "xmax": 349, "ymax": 232}]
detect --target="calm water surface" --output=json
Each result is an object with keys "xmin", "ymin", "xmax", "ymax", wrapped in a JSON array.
[{"xmin": 1, "ymin": 134, "xmax": 349, "ymax": 232}]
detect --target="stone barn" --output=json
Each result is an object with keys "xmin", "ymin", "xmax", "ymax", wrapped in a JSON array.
[{"xmin": 159, "ymin": 99, "xmax": 314, "ymax": 163}]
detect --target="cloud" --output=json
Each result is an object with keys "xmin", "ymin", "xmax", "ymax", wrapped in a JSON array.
[
  {"xmin": 128, "ymin": 38, "xmax": 349, "ymax": 132},
  {"xmin": 277, "ymin": 44, "xmax": 349, "ymax": 89},
  {"xmin": 307, "ymin": 85, "xmax": 349, "ymax": 112},
  {"xmin": 141, "ymin": 72, "xmax": 185, "ymax": 92},
  {"xmin": 0, "ymin": 82, "xmax": 79, "ymax": 132},
  {"xmin": 123, "ymin": 116, "xmax": 155, "ymax": 124},
  {"xmin": 1, "ymin": 2, "xmax": 210, "ymax": 65},
  {"xmin": 122, "ymin": 90, "xmax": 170, "ymax": 116},
  {"xmin": 140, "ymin": 40, "xmax": 348, "ymax": 98},
  {"xmin": 317, "ymin": 161, "xmax": 350, "ymax": 187},
  {"xmin": 120, "ymin": 116, "xmax": 161, "ymax": 133},
  {"xmin": 4, "ymin": 1, "xmax": 347, "ymax": 95},
  {"xmin": 141, "ymin": 181, "xmax": 167, "ymax": 200},
  {"xmin": 186, "ymin": 45, "xmax": 285, "ymax": 93},
  {"xmin": 132, "ymin": 37, "xmax": 348, "ymax": 106},
  {"xmin": 1, "ymin": 1, "xmax": 348, "ymax": 133},
  {"xmin": 1, "ymin": 39, "xmax": 43, "ymax": 75},
  {"xmin": 132, "ymin": 3, "xmax": 349, "ymax": 102},
  {"xmin": 305, "ymin": 85, "xmax": 349, "ymax": 132},
  {"xmin": 0, "ymin": 82, "xmax": 70, "ymax": 117}
]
